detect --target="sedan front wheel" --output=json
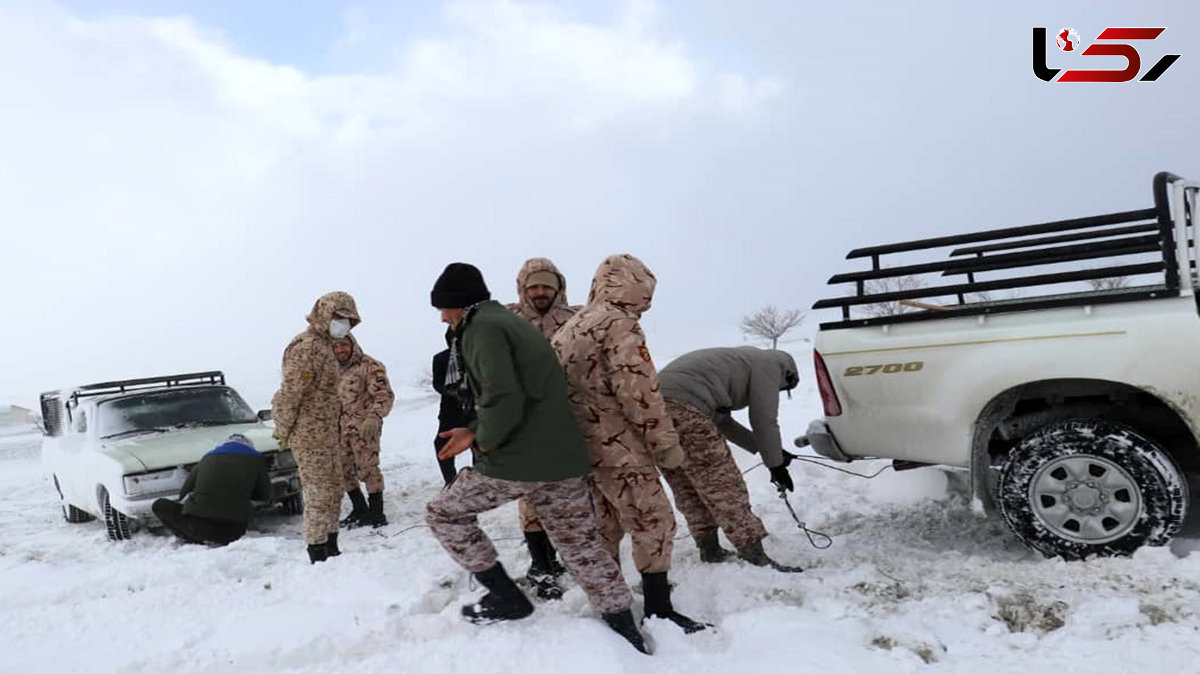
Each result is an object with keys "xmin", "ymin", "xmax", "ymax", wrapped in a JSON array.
[{"xmin": 101, "ymin": 488, "xmax": 133, "ymax": 542}]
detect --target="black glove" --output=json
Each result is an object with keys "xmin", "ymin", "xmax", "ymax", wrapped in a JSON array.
[
  {"xmin": 769, "ymin": 465, "xmax": 794, "ymax": 492},
  {"xmin": 780, "ymin": 449, "xmax": 799, "ymax": 467}
]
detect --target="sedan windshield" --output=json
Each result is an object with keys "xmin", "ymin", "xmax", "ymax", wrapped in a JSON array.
[{"xmin": 97, "ymin": 387, "xmax": 257, "ymax": 439}]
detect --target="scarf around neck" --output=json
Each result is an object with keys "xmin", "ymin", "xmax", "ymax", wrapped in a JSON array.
[{"xmin": 444, "ymin": 301, "xmax": 484, "ymax": 413}]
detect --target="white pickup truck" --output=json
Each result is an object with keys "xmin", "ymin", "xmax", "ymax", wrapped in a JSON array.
[{"xmin": 802, "ymin": 172, "xmax": 1199, "ymax": 559}]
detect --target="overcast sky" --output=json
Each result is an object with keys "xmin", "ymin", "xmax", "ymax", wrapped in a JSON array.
[{"xmin": 2, "ymin": 0, "xmax": 1198, "ymax": 410}]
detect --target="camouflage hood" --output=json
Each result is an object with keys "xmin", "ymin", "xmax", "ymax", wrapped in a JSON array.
[
  {"xmin": 306, "ymin": 291, "xmax": 361, "ymax": 337},
  {"xmin": 514, "ymin": 257, "xmax": 570, "ymax": 315},
  {"xmin": 585, "ymin": 254, "xmax": 656, "ymax": 318},
  {"xmin": 507, "ymin": 257, "xmax": 579, "ymax": 339}
]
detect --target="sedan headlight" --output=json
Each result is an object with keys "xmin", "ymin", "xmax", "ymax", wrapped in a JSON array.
[{"xmin": 124, "ymin": 467, "xmax": 188, "ymax": 497}]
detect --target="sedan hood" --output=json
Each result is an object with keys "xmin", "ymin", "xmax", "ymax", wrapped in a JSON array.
[{"xmin": 101, "ymin": 423, "xmax": 278, "ymax": 473}]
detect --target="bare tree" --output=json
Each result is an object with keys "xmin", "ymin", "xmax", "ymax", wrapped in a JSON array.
[
  {"xmin": 1086, "ymin": 276, "xmax": 1130, "ymax": 291},
  {"xmin": 856, "ymin": 275, "xmax": 928, "ymax": 318},
  {"xmin": 740, "ymin": 305, "xmax": 805, "ymax": 350}
]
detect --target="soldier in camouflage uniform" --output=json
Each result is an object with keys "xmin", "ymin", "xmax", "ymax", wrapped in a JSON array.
[
  {"xmin": 551, "ymin": 254, "xmax": 709, "ymax": 634},
  {"xmin": 424, "ymin": 262, "xmax": 648, "ymax": 654},
  {"xmin": 272, "ymin": 291, "xmax": 359, "ymax": 564},
  {"xmin": 333, "ymin": 334, "xmax": 395, "ymax": 529},
  {"xmin": 505, "ymin": 257, "xmax": 579, "ymax": 599},
  {"xmin": 658, "ymin": 346, "xmax": 804, "ymax": 573},
  {"xmin": 507, "ymin": 257, "xmax": 579, "ymax": 336}
]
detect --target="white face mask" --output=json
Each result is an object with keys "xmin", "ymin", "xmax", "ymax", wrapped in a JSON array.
[{"xmin": 329, "ymin": 318, "xmax": 352, "ymax": 339}]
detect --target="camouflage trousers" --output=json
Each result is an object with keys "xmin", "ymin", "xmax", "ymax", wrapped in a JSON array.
[
  {"xmin": 293, "ymin": 441, "xmax": 343, "ymax": 545},
  {"xmin": 517, "ymin": 497, "xmax": 544, "ymax": 533},
  {"xmin": 426, "ymin": 468, "xmax": 631, "ymax": 614},
  {"xmin": 589, "ymin": 466, "xmax": 677, "ymax": 574},
  {"xmin": 339, "ymin": 428, "xmax": 384, "ymax": 493},
  {"xmin": 660, "ymin": 400, "xmax": 767, "ymax": 550}
]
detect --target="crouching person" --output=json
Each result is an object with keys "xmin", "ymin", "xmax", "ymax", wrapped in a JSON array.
[
  {"xmin": 152, "ymin": 433, "xmax": 270, "ymax": 546},
  {"xmin": 423, "ymin": 263, "xmax": 650, "ymax": 654},
  {"xmin": 657, "ymin": 346, "xmax": 804, "ymax": 572}
]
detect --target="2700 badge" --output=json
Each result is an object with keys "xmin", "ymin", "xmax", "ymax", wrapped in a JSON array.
[{"xmin": 843, "ymin": 361, "xmax": 924, "ymax": 376}]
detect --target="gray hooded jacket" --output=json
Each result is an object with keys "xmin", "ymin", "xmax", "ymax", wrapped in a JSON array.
[{"xmin": 658, "ymin": 346, "xmax": 799, "ymax": 469}]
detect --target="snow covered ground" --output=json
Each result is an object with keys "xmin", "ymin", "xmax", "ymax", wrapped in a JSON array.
[{"xmin": 2, "ymin": 386, "xmax": 1199, "ymax": 673}]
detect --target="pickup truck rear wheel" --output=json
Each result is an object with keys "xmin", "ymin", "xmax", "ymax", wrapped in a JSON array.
[
  {"xmin": 998, "ymin": 419, "xmax": 1188, "ymax": 559},
  {"xmin": 101, "ymin": 488, "xmax": 134, "ymax": 542}
]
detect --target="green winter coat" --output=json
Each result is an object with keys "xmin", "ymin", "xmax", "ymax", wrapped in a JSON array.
[
  {"xmin": 180, "ymin": 444, "xmax": 272, "ymax": 523},
  {"xmin": 460, "ymin": 301, "xmax": 591, "ymax": 482}
]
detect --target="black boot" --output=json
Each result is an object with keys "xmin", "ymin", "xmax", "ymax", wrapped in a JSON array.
[
  {"xmin": 642, "ymin": 572, "xmax": 710, "ymax": 634},
  {"xmin": 307, "ymin": 543, "xmax": 329, "ymax": 564},
  {"xmin": 738, "ymin": 540, "xmax": 803, "ymax": 573},
  {"xmin": 340, "ymin": 489, "xmax": 369, "ymax": 528},
  {"xmin": 602, "ymin": 609, "xmax": 652, "ymax": 654},
  {"xmin": 362, "ymin": 491, "xmax": 388, "ymax": 528},
  {"xmin": 462, "ymin": 562, "xmax": 534, "ymax": 624},
  {"xmin": 326, "ymin": 532, "xmax": 341, "ymax": 557},
  {"xmin": 694, "ymin": 531, "xmax": 734, "ymax": 563},
  {"xmin": 523, "ymin": 531, "xmax": 564, "ymax": 600}
]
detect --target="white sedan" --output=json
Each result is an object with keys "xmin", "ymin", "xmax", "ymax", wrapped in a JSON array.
[{"xmin": 40, "ymin": 372, "xmax": 302, "ymax": 541}]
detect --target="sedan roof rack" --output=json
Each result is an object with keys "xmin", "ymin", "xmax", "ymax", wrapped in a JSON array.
[{"xmin": 71, "ymin": 371, "xmax": 226, "ymax": 403}]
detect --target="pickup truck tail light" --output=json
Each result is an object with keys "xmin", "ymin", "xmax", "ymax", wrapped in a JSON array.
[{"xmin": 813, "ymin": 350, "xmax": 842, "ymax": 417}]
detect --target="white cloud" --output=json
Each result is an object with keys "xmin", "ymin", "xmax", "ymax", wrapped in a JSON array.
[
  {"xmin": 6, "ymin": 0, "xmax": 1195, "ymax": 411},
  {"xmin": 118, "ymin": 0, "xmax": 781, "ymax": 142},
  {"xmin": 0, "ymin": 0, "xmax": 785, "ymax": 403},
  {"xmin": 715, "ymin": 73, "xmax": 786, "ymax": 114}
]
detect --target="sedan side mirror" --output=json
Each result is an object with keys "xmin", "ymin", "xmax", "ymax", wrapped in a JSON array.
[{"xmin": 257, "ymin": 409, "xmax": 273, "ymax": 422}]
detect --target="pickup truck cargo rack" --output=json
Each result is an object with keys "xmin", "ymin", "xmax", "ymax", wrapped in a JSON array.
[{"xmin": 813, "ymin": 172, "xmax": 1193, "ymax": 330}]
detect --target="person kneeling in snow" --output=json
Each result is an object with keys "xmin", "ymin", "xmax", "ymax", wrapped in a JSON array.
[
  {"xmin": 152, "ymin": 433, "xmax": 271, "ymax": 546},
  {"xmin": 424, "ymin": 262, "xmax": 650, "ymax": 655}
]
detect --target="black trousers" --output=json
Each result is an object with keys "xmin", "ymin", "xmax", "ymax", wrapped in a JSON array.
[
  {"xmin": 152, "ymin": 499, "xmax": 247, "ymax": 546},
  {"xmin": 433, "ymin": 436, "xmax": 459, "ymax": 487}
]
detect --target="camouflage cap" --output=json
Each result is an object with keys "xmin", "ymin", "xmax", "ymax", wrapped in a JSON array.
[{"xmin": 525, "ymin": 270, "xmax": 561, "ymax": 291}]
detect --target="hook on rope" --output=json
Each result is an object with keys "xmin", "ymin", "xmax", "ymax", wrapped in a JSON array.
[{"xmin": 777, "ymin": 485, "xmax": 833, "ymax": 550}]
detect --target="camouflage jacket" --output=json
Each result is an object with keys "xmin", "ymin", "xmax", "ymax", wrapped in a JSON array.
[
  {"xmin": 551, "ymin": 254, "xmax": 679, "ymax": 469},
  {"xmin": 336, "ymin": 334, "xmax": 395, "ymax": 423},
  {"xmin": 506, "ymin": 257, "xmax": 579, "ymax": 340},
  {"xmin": 271, "ymin": 291, "xmax": 360, "ymax": 446}
]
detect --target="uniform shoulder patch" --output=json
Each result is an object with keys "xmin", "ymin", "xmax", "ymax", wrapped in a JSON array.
[
  {"xmin": 300, "ymin": 371, "xmax": 313, "ymax": 381},
  {"xmin": 637, "ymin": 346, "xmax": 652, "ymax": 363}
]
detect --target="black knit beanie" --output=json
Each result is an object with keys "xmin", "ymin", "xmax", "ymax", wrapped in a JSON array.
[{"xmin": 431, "ymin": 262, "xmax": 491, "ymax": 308}]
